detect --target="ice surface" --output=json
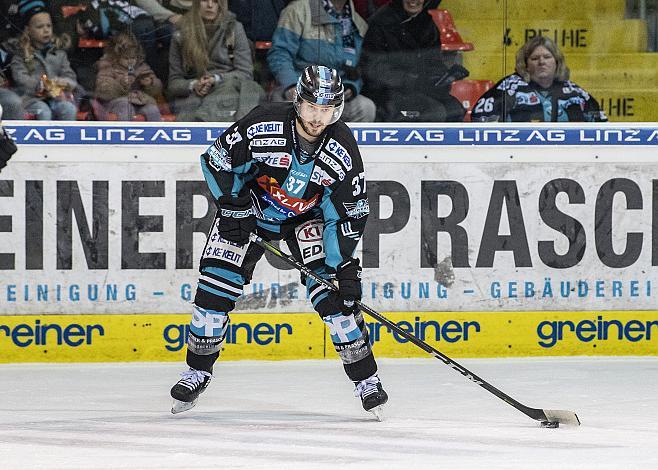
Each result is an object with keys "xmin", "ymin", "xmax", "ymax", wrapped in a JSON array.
[{"xmin": 1, "ymin": 357, "xmax": 657, "ymax": 469}]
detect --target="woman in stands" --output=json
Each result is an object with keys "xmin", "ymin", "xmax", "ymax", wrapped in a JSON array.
[
  {"xmin": 11, "ymin": 0, "xmax": 79, "ymax": 120},
  {"xmin": 94, "ymin": 32, "xmax": 163, "ymax": 121},
  {"xmin": 471, "ymin": 35, "xmax": 607, "ymax": 122},
  {"xmin": 167, "ymin": 0, "xmax": 264, "ymax": 121}
]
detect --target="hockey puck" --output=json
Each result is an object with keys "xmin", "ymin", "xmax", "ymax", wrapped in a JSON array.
[{"xmin": 540, "ymin": 421, "xmax": 559, "ymax": 428}]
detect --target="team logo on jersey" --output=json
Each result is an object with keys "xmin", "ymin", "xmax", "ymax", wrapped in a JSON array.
[
  {"xmin": 246, "ymin": 121, "xmax": 284, "ymax": 139},
  {"xmin": 310, "ymin": 167, "xmax": 335, "ymax": 186},
  {"xmin": 326, "ymin": 138, "xmax": 352, "ymax": 171},
  {"xmin": 252, "ymin": 152, "xmax": 292, "ymax": 168},
  {"xmin": 257, "ymin": 175, "xmax": 320, "ymax": 215},
  {"xmin": 318, "ymin": 151, "xmax": 345, "ymax": 181},
  {"xmin": 207, "ymin": 144, "xmax": 231, "ymax": 171},
  {"xmin": 516, "ymin": 92, "xmax": 538, "ymax": 106},
  {"xmin": 343, "ymin": 198, "xmax": 369, "ymax": 219},
  {"xmin": 250, "ymin": 137, "xmax": 287, "ymax": 147}
]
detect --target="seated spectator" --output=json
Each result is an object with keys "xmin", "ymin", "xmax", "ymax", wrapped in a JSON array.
[
  {"xmin": 1, "ymin": 43, "xmax": 24, "ymax": 119},
  {"xmin": 360, "ymin": 0, "xmax": 465, "ymax": 122},
  {"xmin": 471, "ymin": 35, "xmax": 607, "ymax": 122},
  {"xmin": 11, "ymin": 1, "xmax": 79, "ymax": 120},
  {"xmin": 94, "ymin": 32, "xmax": 163, "ymax": 121},
  {"xmin": 59, "ymin": 0, "xmax": 161, "ymax": 87},
  {"xmin": 267, "ymin": 0, "xmax": 376, "ymax": 122},
  {"xmin": 167, "ymin": 0, "xmax": 264, "ymax": 121}
]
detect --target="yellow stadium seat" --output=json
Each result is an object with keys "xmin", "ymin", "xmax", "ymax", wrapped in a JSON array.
[
  {"xmin": 590, "ymin": 89, "xmax": 658, "ymax": 121},
  {"xmin": 457, "ymin": 19, "xmax": 648, "ymax": 54},
  {"xmin": 446, "ymin": 0, "xmax": 626, "ymax": 20},
  {"xmin": 463, "ymin": 53, "xmax": 658, "ymax": 89}
]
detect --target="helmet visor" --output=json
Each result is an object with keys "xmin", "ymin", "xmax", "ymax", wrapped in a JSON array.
[{"xmin": 295, "ymin": 98, "xmax": 344, "ymax": 125}]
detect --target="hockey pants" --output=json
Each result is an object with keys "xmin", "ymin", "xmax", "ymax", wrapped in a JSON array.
[{"xmin": 185, "ymin": 217, "xmax": 378, "ymax": 382}]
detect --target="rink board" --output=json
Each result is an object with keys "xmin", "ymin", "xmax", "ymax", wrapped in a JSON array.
[
  {"xmin": 0, "ymin": 311, "xmax": 656, "ymax": 363},
  {"xmin": 2, "ymin": 122, "xmax": 658, "ymax": 361}
]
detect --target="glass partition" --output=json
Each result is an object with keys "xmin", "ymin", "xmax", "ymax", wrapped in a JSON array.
[{"xmin": 0, "ymin": 0, "xmax": 655, "ymax": 122}]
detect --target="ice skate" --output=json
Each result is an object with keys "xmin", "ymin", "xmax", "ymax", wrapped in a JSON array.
[
  {"xmin": 170, "ymin": 368, "xmax": 212, "ymax": 414},
  {"xmin": 354, "ymin": 374, "xmax": 388, "ymax": 421}
]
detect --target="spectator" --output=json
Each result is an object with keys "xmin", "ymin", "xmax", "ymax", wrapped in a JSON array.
[
  {"xmin": 360, "ymin": 0, "xmax": 465, "ymax": 122},
  {"xmin": 11, "ymin": 1, "xmax": 79, "ymax": 120},
  {"xmin": 267, "ymin": 0, "xmax": 376, "ymax": 122},
  {"xmin": 94, "ymin": 32, "xmax": 163, "ymax": 121},
  {"xmin": 78, "ymin": 2, "xmax": 160, "ymax": 67},
  {"xmin": 167, "ymin": 0, "xmax": 264, "ymax": 121},
  {"xmin": 471, "ymin": 35, "xmax": 607, "ymax": 122},
  {"xmin": 1, "ymin": 42, "xmax": 24, "ymax": 119}
]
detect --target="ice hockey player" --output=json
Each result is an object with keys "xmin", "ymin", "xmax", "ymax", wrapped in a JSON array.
[
  {"xmin": 170, "ymin": 65, "xmax": 388, "ymax": 419},
  {"xmin": 0, "ymin": 105, "xmax": 18, "ymax": 173}
]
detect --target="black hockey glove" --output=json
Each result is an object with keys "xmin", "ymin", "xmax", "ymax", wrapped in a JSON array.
[
  {"xmin": 0, "ymin": 131, "xmax": 17, "ymax": 171},
  {"xmin": 217, "ymin": 193, "xmax": 257, "ymax": 245},
  {"xmin": 329, "ymin": 258, "xmax": 362, "ymax": 316}
]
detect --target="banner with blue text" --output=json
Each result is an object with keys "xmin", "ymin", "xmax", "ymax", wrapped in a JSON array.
[{"xmin": 1, "ymin": 123, "xmax": 657, "ymax": 314}]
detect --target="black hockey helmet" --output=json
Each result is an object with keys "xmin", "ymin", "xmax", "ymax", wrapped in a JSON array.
[{"xmin": 294, "ymin": 65, "xmax": 345, "ymax": 124}]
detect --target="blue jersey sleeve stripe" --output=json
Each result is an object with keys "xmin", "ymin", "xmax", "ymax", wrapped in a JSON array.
[
  {"xmin": 320, "ymin": 188, "xmax": 342, "ymax": 269},
  {"xmin": 204, "ymin": 266, "xmax": 246, "ymax": 286}
]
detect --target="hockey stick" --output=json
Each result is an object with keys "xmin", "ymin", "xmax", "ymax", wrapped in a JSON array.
[{"xmin": 250, "ymin": 233, "xmax": 580, "ymax": 427}]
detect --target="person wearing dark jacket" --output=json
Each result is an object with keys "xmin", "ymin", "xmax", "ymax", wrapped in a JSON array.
[
  {"xmin": 360, "ymin": 0, "xmax": 465, "ymax": 122},
  {"xmin": 471, "ymin": 35, "xmax": 607, "ymax": 122}
]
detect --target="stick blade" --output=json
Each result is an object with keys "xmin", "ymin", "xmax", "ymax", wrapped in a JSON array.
[{"xmin": 542, "ymin": 409, "xmax": 581, "ymax": 426}]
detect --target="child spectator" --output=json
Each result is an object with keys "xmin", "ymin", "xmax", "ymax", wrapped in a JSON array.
[
  {"xmin": 167, "ymin": 0, "xmax": 264, "ymax": 121},
  {"xmin": 11, "ymin": 1, "xmax": 79, "ymax": 120},
  {"xmin": 94, "ymin": 31, "xmax": 163, "ymax": 121},
  {"xmin": 471, "ymin": 36, "xmax": 607, "ymax": 122}
]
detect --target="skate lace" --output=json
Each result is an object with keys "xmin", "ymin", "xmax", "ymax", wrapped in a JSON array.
[
  {"xmin": 354, "ymin": 375, "xmax": 380, "ymax": 399},
  {"xmin": 177, "ymin": 369, "xmax": 211, "ymax": 391}
]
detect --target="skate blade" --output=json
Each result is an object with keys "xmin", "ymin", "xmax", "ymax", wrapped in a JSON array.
[
  {"xmin": 368, "ymin": 405, "xmax": 384, "ymax": 422},
  {"xmin": 171, "ymin": 398, "xmax": 198, "ymax": 414}
]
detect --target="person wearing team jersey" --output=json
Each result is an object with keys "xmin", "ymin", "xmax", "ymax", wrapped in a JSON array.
[
  {"xmin": 169, "ymin": 65, "xmax": 388, "ymax": 418},
  {"xmin": 471, "ymin": 35, "xmax": 607, "ymax": 123}
]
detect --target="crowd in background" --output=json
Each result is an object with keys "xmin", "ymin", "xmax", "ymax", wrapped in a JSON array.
[{"xmin": 0, "ymin": 0, "xmax": 609, "ymax": 122}]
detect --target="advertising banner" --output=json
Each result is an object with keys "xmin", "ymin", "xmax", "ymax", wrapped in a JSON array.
[
  {"xmin": 1, "ymin": 311, "xmax": 656, "ymax": 363},
  {"xmin": 2, "ymin": 122, "xmax": 657, "ymax": 361},
  {"xmin": 1, "ymin": 123, "xmax": 658, "ymax": 316}
]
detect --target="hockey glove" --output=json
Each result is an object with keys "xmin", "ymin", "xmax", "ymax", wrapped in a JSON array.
[
  {"xmin": 217, "ymin": 194, "xmax": 257, "ymax": 245},
  {"xmin": 330, "ymin": 258, "xmax": 362, "ymax": 316}
]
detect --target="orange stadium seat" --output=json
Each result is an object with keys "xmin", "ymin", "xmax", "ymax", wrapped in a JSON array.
[
  {"xmin": 429, "ymin": 9, "xmax": 474, "ymax": 52},
  {"xmin": 450, "ymin": 79, "xmax": 494, "ymax": 121}
]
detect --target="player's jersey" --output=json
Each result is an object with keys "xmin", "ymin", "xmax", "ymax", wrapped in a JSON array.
[
  {"xmin": 471, "ymin": 74, "xmax": 607, "ymax": 123},
  {"xmin": 200, "ymin": 102, "xmax": 369, "ymax": 268}
]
